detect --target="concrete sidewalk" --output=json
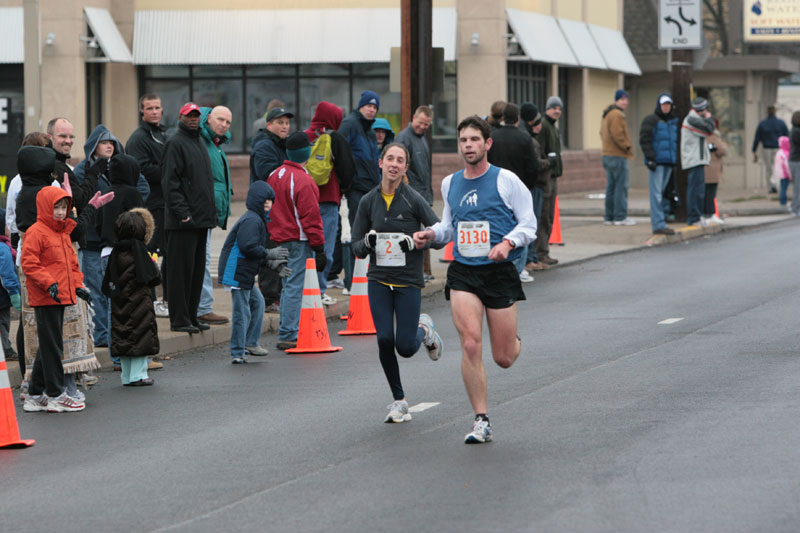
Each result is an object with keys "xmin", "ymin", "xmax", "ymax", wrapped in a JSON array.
[{"xmin": 6, "ymin": 187, "xmax": 796, "ymax": 387}]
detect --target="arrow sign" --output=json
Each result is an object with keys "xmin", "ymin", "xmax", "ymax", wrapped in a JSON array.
[
  {"xmin": 664, "ymin": 15, "xmax": 683, "ymax": 35},
  {"xmin": 679, "ymin": 7, "xmax": 697, "ymax": 25},
  {"xmin": 659, "ymin": 0, "xmax": 702, "ymax": 49}
]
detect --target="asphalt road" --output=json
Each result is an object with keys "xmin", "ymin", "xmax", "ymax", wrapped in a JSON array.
[{"xmin": 3, "ymin": 221, "xmax": 800, "ymax": 532}]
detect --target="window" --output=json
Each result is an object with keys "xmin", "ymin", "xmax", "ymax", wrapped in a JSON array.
[
  {"xmin": 192, "ymin": 79, "xmax": 244, "ymax": 152},
  {"xmin": 507, "ymin": 61, "xmax": 548, "ymax": 108},
  {"xmin": 86, "ymin": 63, "xmax": 103, "ymax": 133},
  {"xmin": 695, "ymin": 87, "xmax": 745, "ymax": 158},
  {"xmin": 245, "ymin": 78, "xmax": 297, "ymax": 146}
]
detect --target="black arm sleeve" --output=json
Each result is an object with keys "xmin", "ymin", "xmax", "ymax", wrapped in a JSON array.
[
  {"xmin": 331, "ymin": 131, "xmax": 356, "ymax": 194},
  {"xmin": 639, "ymin": 115, "xmax": 657, "ymax": 162}
]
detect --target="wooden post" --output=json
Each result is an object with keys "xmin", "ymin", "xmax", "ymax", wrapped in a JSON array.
[
  {"xmin": 401, "ymin": 0, "xmax": 412, "ymax": 124},
  {"xmin": 671, "ymin": 49, "xmax": 693, "ymax": 223}
]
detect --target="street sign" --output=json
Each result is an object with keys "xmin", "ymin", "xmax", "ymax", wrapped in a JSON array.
[{"xmin": 659, "ymin": 0, "xmax": 702, "ymax": 49}]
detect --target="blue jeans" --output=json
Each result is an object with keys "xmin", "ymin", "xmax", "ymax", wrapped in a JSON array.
[
  {"xmin": 278, "ymin": 240, "xmax": 313, "ymax": 341},
  {"xmin": 317, "ymin": 203, "xmax": 339, "ymax": 294},
  {"xmin": 197, "ymin": 228, "xmax": 214, "ymax": 316},
  {"xmin": 342, "ymin": 242, "xmax": 354, "ymax": 290},
  {"xmin": 230, "ymin": 287, "xmax": 265, "ymax": 357},
  {"xmin": 780, "ymin": 178, "xmax": 790, "ymax": 205},
  {"xmin": 686, "ymin": 166, "xmax": 705, "ymax": 225},
  {"xmin": 602, "ymin": 156, "xmax": 630, "ymax": 222},
  {"xmin": 80, "ymin": 250, "xmax": 109, "ymax": 347},
  {"xmin": 648, "ymin": 165, "xmax": 672, "ymax": 230}
]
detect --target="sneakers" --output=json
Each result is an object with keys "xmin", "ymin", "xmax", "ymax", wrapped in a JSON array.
[
  {"xmin": 519, "ymin": 270, "xmax": 534, "ymax": 283},
  {"xmin": 603, "ymin": 220, "xmax": 613, "ymax": 225},
  {"xmin": 276, "ymin": 339, "xmax": 297, "ymax": 351},
  {"xmin": 154, "ymin": 300, "xmax": 169, "ymax": 318},
  {"xmin": 464, "ymin": 417, "xmax": 493, "ymax": 444},
  {"xmin": 699, "ymin": 217, "xmax": 711, "ymax": 227},
  {"xmin": 327, "ymin": 278, "xmax": 345, "ymax": 289},
  {"xmin": 384, "ymin": 400, "xmax": 411, "ymax": 423},
  {"xmin": 613, "ymin": 218, "xmax": 637, "ymax": 226},
  {"xmin": 320, "ymin": 293, "xmax": 337, "ymax": 306},
  {"xmin": 197, "ymin": 312, "xmax": 229, "ymax": 325},
  {"xmin": 23, "ymin": 394, "xmax": 47, "ymax": 412},
  {"xmin": 418, "ymin": 313, "xmax": 443, "ymax": 361},
  {"xmin": 245, "ymin": 345, "xmax": 269, "ymax": 356},
  {"xmin": 540, "ymin": 256, "xmax": 558, "ymax": 265},
  {"xmin": 46, "ymin": 392, "xmax": 85, "ymax": 413},
  {"xmin": 148, "ymin": 360, "xmax": 163, "ymax": 371},
  {"xmin": 710, "ymin": 214, "xmax": 724, "ymax": 224},
  {"xmin": 526, "ymin": 261, "xmax": 548, "ymax": 271},
  {"xmin": 231, "ymin": 356, "xmax": 248, "ymax": 364}
]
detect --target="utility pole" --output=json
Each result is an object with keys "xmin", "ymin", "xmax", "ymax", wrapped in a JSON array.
[
  {"xmin": 401, "ymin": 0, "xmax": 432, "ymax": 123},
  {"xmin": 671, "ymin": 49, "xmax": 693, "ymax": 222}
]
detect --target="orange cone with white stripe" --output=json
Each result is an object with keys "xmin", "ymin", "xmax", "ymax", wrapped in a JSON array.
[
  {"xmin": 549, "ymin": 196, "xmax": 563, "ymax": 245},
  {"xmin": 339, "ymin": 257, "xmax": 376, "ymax": 335},
  {"xmin": 286, "ymin": 258, "xmax": 343, "ymax": 354},
  {"xmin": 0, "ymin": 345, "xmax": 34, "ymax": 449},
  {"xmin": 439, "ymin": 241, "xmax": 454, "ymax": 262}
]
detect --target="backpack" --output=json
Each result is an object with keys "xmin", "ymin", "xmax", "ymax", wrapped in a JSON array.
[{"xmin": 306, "ymin": 133, "xmax": 334, "ymax": 187}]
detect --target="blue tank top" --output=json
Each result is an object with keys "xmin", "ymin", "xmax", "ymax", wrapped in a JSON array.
[{"xmin": 447, "ymin": 165, "xmax": 520, "ymax": 266}]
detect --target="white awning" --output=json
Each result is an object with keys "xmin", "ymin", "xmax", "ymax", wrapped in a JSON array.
[
  {"xmin": 133, "ymin": 8, "xmax": 456, "ymax": 65},
  {"xmin": 0, "ymin": 7, "xmax": 23, "ymax": 64},
  {"xmin": 556, "ymin": 18, "xmax": 607, "ymax": 70},
  {"xmin": 84, "ymin": 7, "xmax": 133, "ymax": 63},
  {"xmin": 587, "ymin": 23, "xmax": 641, "ymax": 75},
  {"xmin": 506, "ymin": 8, "xmax": 578, "ymax": 67}
]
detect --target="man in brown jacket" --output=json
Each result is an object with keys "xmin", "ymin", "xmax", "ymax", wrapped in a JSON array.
[{"xmin": 600, "ymin": 89, "xmax": 635, "ymax": 226}]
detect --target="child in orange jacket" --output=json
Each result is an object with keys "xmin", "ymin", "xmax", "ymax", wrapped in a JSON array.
[{"xmin": 21, "ymin": 186, "xmax": 92, "ymax": 413}]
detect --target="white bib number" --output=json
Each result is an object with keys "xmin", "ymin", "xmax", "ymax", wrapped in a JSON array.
[
  {"xmin": 457, "ymin": 221, "xmax": 491, "ymax": 257},
  {"xmin": 375, "ymin": 233, "xmax": 406, "ymax": 267}
]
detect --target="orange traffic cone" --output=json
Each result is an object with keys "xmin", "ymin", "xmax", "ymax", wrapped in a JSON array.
[
  {"xmin": 0, "ymin": 346, "xmax": 34, "ymax": 449},
  {"xmin": 439, "ymin": 241, "xmax": 454, "ymax": 262},
  {"xmin": 549, "ymin": 196, "xmax": 563, "ymax": 245},
  {"xmin": 714, "ymin": 197, "xmax": 720, "ymax": 218},
  {"xmin": 339, "ymin": 257, "xmax": 376, "ymax": 335},
  {"xmin": 286, "ymin": 258, "xmax": 343, "ymax": 354}
]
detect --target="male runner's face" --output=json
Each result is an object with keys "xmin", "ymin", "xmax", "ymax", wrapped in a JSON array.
[{"xmin": 458, "ymin": 126, "xmax": 491, "ymax": 165}]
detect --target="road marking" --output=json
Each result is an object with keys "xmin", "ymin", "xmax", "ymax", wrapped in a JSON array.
[
  {"xmin": 408, "ymin": 402, "xmax": 440, "ymax": 413},
  {"xmin": 658, "ymin": 318, "xmax": 684, "ymax": 325}
]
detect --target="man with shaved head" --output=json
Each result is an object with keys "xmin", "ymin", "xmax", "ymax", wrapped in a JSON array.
[{"xmin": 195, "ymin": 105, "xmax": 234, "ymax": 325}]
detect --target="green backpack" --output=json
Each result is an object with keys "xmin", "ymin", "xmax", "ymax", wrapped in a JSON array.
[{"xmin": 306, "ymin": 133, "xmax": 334, "ymax": 187}]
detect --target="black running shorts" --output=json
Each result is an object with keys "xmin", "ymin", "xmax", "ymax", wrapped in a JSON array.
[{"xmin": 445, "ymin": 260, "xmax": 526, "ymax": 309}]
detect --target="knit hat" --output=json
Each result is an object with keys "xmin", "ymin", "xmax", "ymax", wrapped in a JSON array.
[
  {"xmin": 358, "ymin": 90, "xmax": 380, "ymax": 111},
  {"xmin": 546, "ymin": 96, "xmax": 563, "ymax": 110},
  {"xmin": 286, "ymin": 131, "xmax": 311, "ymax": 163},
  {"xmin": 520, "ymin": 102, "xmax": 539, "ymax": 122},
  {"xmin": 614, "ymin": 89, "xmax": 629, "ymax": 101},
  {"xmin": 692, "ymin": 97, "xmax": 709, "ymax": 111}
]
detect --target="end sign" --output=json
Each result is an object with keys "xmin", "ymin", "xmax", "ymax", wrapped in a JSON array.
[{"xmin": 659, "ymin": 0, "xmax": 702, "ymax": 49}]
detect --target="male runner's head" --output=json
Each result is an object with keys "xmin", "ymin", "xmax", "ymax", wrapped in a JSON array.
[{"xmin": 457, "ymin": 115, "xmax": 493, "ymax": 166}]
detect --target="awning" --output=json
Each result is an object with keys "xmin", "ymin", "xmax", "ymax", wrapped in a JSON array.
[
  {"xmin": 587, "ymin": 23, "xmax": 641, "ymax": 76},
  {"xmin": 133, "ymin": 8, "xmax": 456, "ymax": 65},
  {"xmin": 556, "ymin": 18, "xmax": 607, "ymax": 70},
  {"xmin": 0, "ymin": 7, "xmax": 23, "ymax": 64},
  {"xmin": 84, "ymin": 7, "xmax": 133, "ymax": 63},
  {"xmin": 506, "ymin": 8, "xmax": 578, "ymax": 67}
]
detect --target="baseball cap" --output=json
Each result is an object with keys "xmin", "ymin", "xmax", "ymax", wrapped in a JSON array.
[
  {"xmin": 179, "ymin": 102, "xmax": 201, "ymax": 116},
  {"xmin": 266, "ymin": 107, "xmax": 294, "ymax": 122},
  {"xmin": 658, "ymin": 94, "xmax": 673, "ymax": 105}
]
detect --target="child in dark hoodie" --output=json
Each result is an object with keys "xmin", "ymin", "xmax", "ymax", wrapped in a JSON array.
[{"xmin": 218, "ymin": 181, "xmax": 289, "ymax": 364}]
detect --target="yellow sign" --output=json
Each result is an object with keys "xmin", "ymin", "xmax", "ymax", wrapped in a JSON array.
[
  {"xmin": 744, "ymin": 0, "xmax": 800, "ymax": 42},
  {"xmin": 0, "ymin": 175, "xmax": 6, "ymax": 194}
]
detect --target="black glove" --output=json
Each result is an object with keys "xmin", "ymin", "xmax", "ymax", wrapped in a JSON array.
[
  {"xmin": 76, "ymin": 287, "xmax": 93, "ymax": 305},
  {"xmin": 364, "ymin": 230, "xmax": 377, "ymax": 250},
  {"xmin": 48, "ymin": 283, "xmax": 61, "ymax": 303},
  {"xmin": 647, "ymin": 160, "xmax": 658, "ymax": 171},
  {"xmin": 708, "ymin": 144, "xmax": 717, "ymax": 152},
  {"xmin": 266, "ymin": 246, "xmax": 289, "ymax": 261},
  {"xmin": 547, "ymin": 152, "xmax": 558, "ymax": 166},
  {"xmin": 313, "ymin": 245, "xmax": 327, "ymax": 273},
  {"xmin": 88, "ymin": 157, "xmax": 110, "ymax": 177},
  {"xmin": 267, "ymin": 259, "xmax": 292, "ymax": 278},
  {"xmin": 398, "ymin": 234, "xmax": 414, "ymax": 253}
]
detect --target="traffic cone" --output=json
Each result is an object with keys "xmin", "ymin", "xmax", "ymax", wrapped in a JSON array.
[
  {"xmin": 286, "ymin": 258, "xmax": 343, "ymax": 354},
  {"xmin": 714, "ymin": 197, "xmax": 720, "ymax": 218},
  {"xmin": 549, "ymin": 196, "xmax": 563, "ymax": 245},
  {"xmin": 0, "ymin": 345, "xmax": 34, "ymax": 449},
  {"xmin": 439, "ymin": 241, "xmax": 454, "ymax": 262},
  {"xmin": 339, "ymin": 257, "xmax": 376, "ymax": 335}
]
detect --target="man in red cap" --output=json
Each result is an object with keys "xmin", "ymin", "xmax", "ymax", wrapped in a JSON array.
[{"xmin": 160, "ymin": 102, "xmax": 216, "ymax": 334}]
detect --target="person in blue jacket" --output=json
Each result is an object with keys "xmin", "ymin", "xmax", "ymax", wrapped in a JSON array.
[
  {"xmin": 753, "ymin": 105, "xmax": 789, "ymax": 193},
  {"xmin": 0, "ymin": 210, "xmax": 20, "ymax": 364},
  {"xmin": 338, "ymin": 90, "xmax": 381, "ymax": 226},
  {"xmin": 218, "ymin": 181, "xmax": 289, "ymax": 364},
  {"xmin": 639, "ymin": 93, "xmax": 678, "ymax": 235},
  {"xmin": 371, "ymin": 117, "xmax": 394, "ymax": 152}
]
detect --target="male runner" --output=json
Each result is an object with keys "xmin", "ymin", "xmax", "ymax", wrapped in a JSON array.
[{"xmin": 414, "ymin": 115, "xmax": 536, "ymax": 444}]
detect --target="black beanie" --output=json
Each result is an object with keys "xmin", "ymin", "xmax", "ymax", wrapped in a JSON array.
[{"xmin": 520, "ymin": 102, "xmax": 539, "ymax": 122}]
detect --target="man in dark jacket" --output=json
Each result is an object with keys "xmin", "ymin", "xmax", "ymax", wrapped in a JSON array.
[
  {"xmin": 519, "ymin": 103, "xmax": 553, "ymax": 272},
  {"xmin": 161, "ymin": 102, "xmax": 216, "ymax": 334},
  {"xmin": 537, "ymin": 96, "xmax": 564, "ymax": 266},
  {"xmin": 487, "ymin": 103, "xmax": 538, "ymax": 283},
  {"xmin": 753, "ymin": 105, "xmax": 789, "ymax": 192},
  {"xmin": 338, "ymin": 90, "xmax": 381, "ymax": 226},
  {"xmin": 639, "ymin": 93, "xmax": 678, "ymax": 235},
  {"xmin": 250, "ymin": 107, "xmax": 292, "ymax": 183}
]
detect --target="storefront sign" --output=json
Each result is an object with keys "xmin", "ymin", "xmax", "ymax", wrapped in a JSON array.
[
  {"xmin": 0, "ymin": 98, "xmax": 8, "ymax": 134},
  {"xmin": 744, "ymin": 0, "xmax": 800, "ymax": 41}
]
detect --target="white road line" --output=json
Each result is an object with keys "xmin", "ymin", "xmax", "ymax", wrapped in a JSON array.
[
  {"xmin": 658, "ymin": 318, "xmax": 684, "ymax": 325},
  {"xmin": 408, "ymin": 402, "xmax": 440, "ymax": 413}
]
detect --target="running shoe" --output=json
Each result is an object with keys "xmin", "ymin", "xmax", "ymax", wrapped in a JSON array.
[
  {"xmin": 327, "ymin": 278, "xmax": 345, "ymax": 289},
  {"xmin": 154, "ymin": 300, "xmax": 169, "ymax": 318},
  {"xmin": 384, "ymin": 400, "xmax": 411, "ymax": 423},
  {"xmin": 22, "ymin": 394, "xmax": 47, "ymax": 412},
  {"xmin": 418, "ymin": 313, "xmax": 443, "ymax": 361},
  {"xmin": 245, "ymin": 345, "xmax": 269, "ymax": 356},
  {"xmin": 231, "ymin": 357, "xmax": 248, "ymax": 365},
  {"xmin": 519, "ymin": 270, "xmax": 534, "ymax": 283},
  {"xmin": 45, "ymin": 392, "xmax": 85, "ymax": 413},
  {"xmin": 321, "ymin": 293, "xmax": 337, "ymax": 306},
  {"xmin": 464, "ymin": 417, "xmax": 493, "ymax": 444},
  {"xmin": 613, "ymin": 218, "xmax": 637, "ymax": 226}
]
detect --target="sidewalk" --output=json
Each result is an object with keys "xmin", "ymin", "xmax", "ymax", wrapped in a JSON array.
[{"xmin": 6, "ymin": 187, "xmax": 795, "ymax": 387}]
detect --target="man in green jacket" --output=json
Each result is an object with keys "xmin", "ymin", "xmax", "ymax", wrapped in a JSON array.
[
  {"xmin": 537, "ymin": 96, "xmax": 564, "ymax": 266},
  {"xmin": 197, "ymin": 106, "xmax": 234, "ymax": 325}
]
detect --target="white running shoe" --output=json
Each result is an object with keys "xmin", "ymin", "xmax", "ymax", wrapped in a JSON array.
[
  {"xmin": 418, "ymin": 313, "xmax": 443, "ymax": 361},
  {"xmin": 154, "ymin": 300, "xmax": 169, "ymax": 318},
  {"xmin": 613, "ymin": 218, "xmax": 637, "ymax": 226},
  {"xmin": 245, "ymin": 345, "xmax": 269, "ymax": 356},
  {"xmin": 519, "ymin": 270, "xmax": 534, "ymax": 283},
  {"xmin": 22, "ymin": 394, "xmax": 47, "ymax": 412},
  {"xmin": 320, "ymin": 293, "xmax": 337, "ymax": 306},
  {"xmin": 46, "ymin": 392, "xmax": 85, "ymax": 413},
  {"xmin": 384, "ymin": 400, "xmax": 411, "ymax": 423},
  {"xmin": 327, "ymin": 278, "xmax": 345, "ymax": 289},
  {"xmin": 464, "ymin": 417, "xmax": 493, "ymax": 444}
]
